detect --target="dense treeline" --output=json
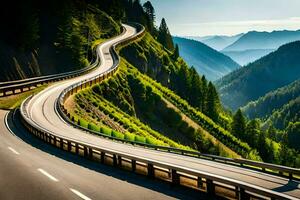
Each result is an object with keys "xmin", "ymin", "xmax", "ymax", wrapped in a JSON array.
[
  {"xmin": 216, "ymin": 41, "xmax": 300, "ymax": 111},
  {"xmin": 242, "ymin": 79, "xmax": 300, "ymax": 119},
  {"xmin": 0, "ymin": 0, "xmax": 121, "ymax": 81},
  {"xmin": 231, "ymin": 109, "xmax": 300, "ymax": 167}
]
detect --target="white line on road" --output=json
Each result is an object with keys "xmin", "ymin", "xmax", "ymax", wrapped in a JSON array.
[
  {"xmin": 8, "ymin": 147, "xmax": 20, "ymax": 155},
  {"xmin": 70, "ymin": 188, "xmax": 92, "ymax": 200},
  {"xmin": 37, "ymin": 168, "xmax": 59, "ymax": 182}
]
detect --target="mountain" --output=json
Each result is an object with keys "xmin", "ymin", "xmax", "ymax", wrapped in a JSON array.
[
  {"xmin": 0, "ymin": 1, "xmax": 122, "ymax": 81},
  {"xmin": 201, "ymin": 34, "xmax": 244, "ymax": 51},
  {"xmin": 242, "ymin": 79, "xmax": 300, "ymax": 120},
  {"xmin": 222, "ymin": 49, "xmax": 274, "ymax": 66},
  {"xmin": 216, "ymin": 41, "xmax": 300, "ymax": 111},
  {"xmin": 185, "ymin": 36, "xmax": 213, "ymax": 41},
  {"xmin": 173, "ymin": 37, "xmax": 240, "ymax": 81},
  {"xmin": 223, "ymin": 30, "xmax": 300, "ymax": 51}
]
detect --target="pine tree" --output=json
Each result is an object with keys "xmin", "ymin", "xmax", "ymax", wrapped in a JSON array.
[
  {"xmin": 245, "ymin": 119, "xmax": 260, "ymax": 146},
  {"xmin": 205, "ymin": 82, "xmax": 219, "ymax": 121},
  {"xmin": 143, "ymin": 1, "xmax": 155, "ymax": 23},
  {"xmin": 232, "ymin": 109, "xmax": 246, "ymax": 138},
  {"xmin": 201, "ymin": 75, "xmax": 208, "ymax": 112},
  {"xmin": 157, "ymin": 18, "xmax": 174, "ymax": 50},
  {"xmin": 173, "ymin": 44, "xmax": 179, "ymax": 59},
  {"xmin": 188, "ymin": 67, "xmax": 203, "ymax": 109}
]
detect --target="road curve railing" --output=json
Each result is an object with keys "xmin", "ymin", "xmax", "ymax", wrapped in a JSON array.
[
  {"xmin": 55, "ymin": 24, "xmax": 300, "ymax": 182},
  {"xmin": 19, "ymin": 23, "xmax": 299, "ymax": 200},
  {"xmin": 0, "ymin": 27, "xmax": 110, "ymax": 97}
]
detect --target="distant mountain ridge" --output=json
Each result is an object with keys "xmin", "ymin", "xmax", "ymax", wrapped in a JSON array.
[
  {"xmin": 201, "ymin": 34, "xmax": 244, "ymax": 51},
  {"xmin": 184, "ymin": 34, "xmax": 243, "ymax": 51},
  {"xmin": 222, "ymin": 49, "xmax": 275, "ymax": 66},
  {"xmin": 223, "ymin": 29, "xmax": 300, "ymax": 51},
  {"xmin": 173, "ymin": 36, "xmax": 240, "ymax": 81},
  {"xmin": 216, "ymin": 41, "xmax": 300, "ymax": 111}
]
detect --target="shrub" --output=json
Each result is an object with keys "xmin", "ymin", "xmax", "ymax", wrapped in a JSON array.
[
  {"xmin": 79, "ymin": 118, "xmax": 89, "ymax": 128},
  {"xmin": 101, "ymin": 126, "xmax": 112, "ymax": 136},
  {"xmin": 88, "ymin": 123, "xmax": 100, "ymax": 132},
  {"xmin": 135, "ymin": 135, "xmax": 146, "ymax": 143},
  {"xmin": 112, "ymin": 130, "xmax": 125, "ymax": 139},
  {"xmin": 124, "ymin": 132, "xmax": 135, "ymax": 141}
]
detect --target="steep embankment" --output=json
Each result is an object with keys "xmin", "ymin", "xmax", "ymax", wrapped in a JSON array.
[
  {"xmin": 216, "ymin": 41, "xmax": 300, "ymax": 111},
  {"xmin": 68, "ymin": 31, "xmax": 259, "ymax": 159},
  {"xmin": 0, "ymin": 1, "xmax": 120, "ymax": 81},
  {"xmin": 172, "ymin": 37, "xmax": 240, "ymax": 81}
]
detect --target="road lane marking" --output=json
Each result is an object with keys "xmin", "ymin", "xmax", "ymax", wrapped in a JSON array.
[
  {"xmin": 37, "ymin": 168, "xmax": 59, "ymax": 182},
  {"xmin": 8, "ymin": 147, "xmax": 20, "ymax": 155},
  {"xmin": 70, "ymin": 188, "xmax": 92, "ymax": 200}
]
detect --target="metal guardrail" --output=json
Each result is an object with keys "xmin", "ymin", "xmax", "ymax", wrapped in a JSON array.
[
  {"xmin": 0, "ymin": 34, "xmax": 103, "ymax": 97},
  {"xmin": 19, "ymin": 23, "xmax": 300, "ymax": 200},
  {"xmin": 55, "ymin": 23, "xmax": 300, "ymax": 182}
]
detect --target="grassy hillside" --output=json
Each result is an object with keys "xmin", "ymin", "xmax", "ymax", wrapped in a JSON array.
[
  {"xmin": 216, "ymin": 41, "xmax": 300, "ymax": 111},
  {"xmin": 172, "ymin": 37, "xmax": 240, "ymax": 81},
  {"xmin": 67, "ymin": 30, "xmax": 260, "ymax": 159}
]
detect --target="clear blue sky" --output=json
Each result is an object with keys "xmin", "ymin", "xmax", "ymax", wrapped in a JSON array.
[{"xmin": 142, "ymin": 0, "xmax": 300, "ymax": 36}]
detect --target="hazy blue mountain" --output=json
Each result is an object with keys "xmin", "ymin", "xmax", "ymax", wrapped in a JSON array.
[
  {"xmin": 184, "ymin": 34, "xmax": 243, "ymax": 51},
  {"xmin": 201, "ymin": 34, "xmax": 244, "ymax": 51},
  {"xmin": 173, "ymin": 36, "xmax": 240, "ymax": 81},
  {"xmin": 185, "ymin": 36, "xmax": 213, "ymax": 41},
  {"xmin": 222, "ymin": 49, "xmax": 274, "ymax": 66},
  {"xmin": 242, "ymin": 79, "xmax": 300, "ymax": 119},
  {"xmin": 223, "ymin": 29, "xmax": 300, "ymax": 51},
  {"xmin": 216, "ymin": 41, "xmax": 300, "ymax": 111}
]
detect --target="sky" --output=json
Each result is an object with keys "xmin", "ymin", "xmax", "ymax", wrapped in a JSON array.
[{"xmin": 142, "ymin": 0, "xmax": 300, "ymax": 36}]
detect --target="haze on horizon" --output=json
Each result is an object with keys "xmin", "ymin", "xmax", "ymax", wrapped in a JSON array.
[{"xmin": 144, "ymin": 0, "xmax": 300, "ymax": 36}]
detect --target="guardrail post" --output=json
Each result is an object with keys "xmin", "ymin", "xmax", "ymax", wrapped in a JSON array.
[
  {"xmin": 113, "ymin": 154, "xmax": 117, "ymax": 166},
  {"xmin": 206, "ymin": 179, "xmax": 215, "ymax": 196},
  {"xmin": 67, "ymin": 141, "xmax": 71, "ymax": 152},
  {"xmin": 171, "ymin": 169, "xmax": 180, "ymax": 185},
  {"xmin": 84, "ymin": 146, "xmax": 88, "ymax": 157},
  {"xmin": 118, "ymin": 156, "xmax": 122, "ymax": 167},
  {"xmin": 197, "ymin": 177, "xmax": 203, "ymax": 188},
  {"xmin": 75, "ymin": 143, "xmax": 79, "ymax": 154},
  {"xmin": 147, "ymin": 163, "xmax": 154, "ymax": 178},
  {"xmin": 238, "ymin": 188, "xmax": 249, "ymax": 200},
  {"xmin": 101, "ymin": 152, "xmax": 105, "ymax": 164},
  {"xmin": 60, "ymin": 139, "xmax": 63, "ymax": 149},
  {"xmin": 132, "ymin": 160, "xmax": 136, "ymax": 172}
]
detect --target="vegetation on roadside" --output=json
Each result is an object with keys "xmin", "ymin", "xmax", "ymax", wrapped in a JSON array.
[{"xmin": 0, "ymin": 85, "xmax": 48, "ymax": 109}]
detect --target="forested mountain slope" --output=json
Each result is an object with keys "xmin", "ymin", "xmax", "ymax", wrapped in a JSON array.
[
  {"xmin": 216, "ymin": 41, "xmax": 300, "ymax": 111},
  {"xmin": 242, "ymin": 79, "xmax": 300, "ymax": 120},
  {"xmin": 0, "ymin": 0, "xmax": 121, "ymax": 81},
  {"xmin": 173, "ymin": 37, "xmax": 240, "ymax": 81}
]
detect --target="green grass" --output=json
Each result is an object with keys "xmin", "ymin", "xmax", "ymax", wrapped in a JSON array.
[{"xmin": 0, "ymin": 85, "xmax": 48, "ymax": 109}]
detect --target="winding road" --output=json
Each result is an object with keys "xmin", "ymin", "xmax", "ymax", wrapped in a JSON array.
[{"xmin": 1, "ymin": 24, "xmax": 300, "ymax": 199}]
